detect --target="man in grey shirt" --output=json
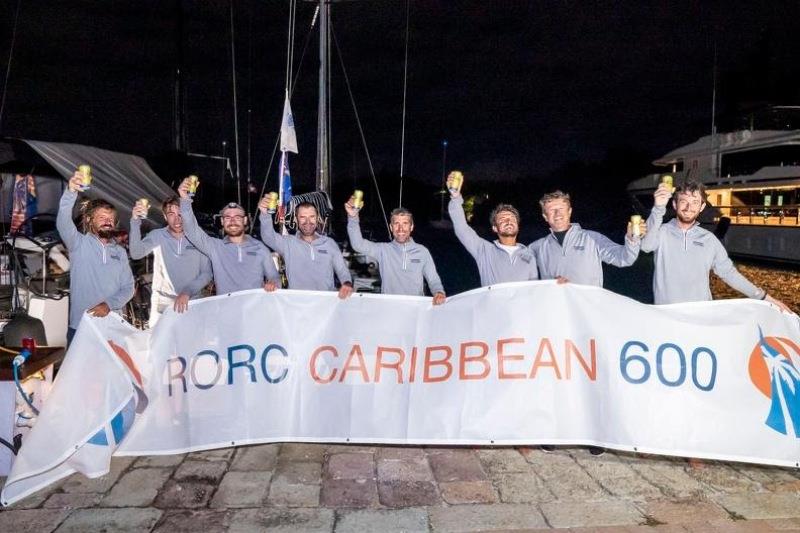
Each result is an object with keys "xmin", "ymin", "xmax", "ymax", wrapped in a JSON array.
[
  {"xmin": 642, "ymin": 180, "xmax": 790, "ymax": 311},
  {"xmin": 129, "ymin": 196, "xmax": 213, "ymax": 327},
  {"xmin": 178, "ymin": 177, "xmax": 280, "ymax": 294},
  {"xmin": 447, "ymin": 176, "xmax": 537, "ymax": 286},
  {"xmin": 57, "ymin": 172, "xmax": 135, "ymax": 344},
  {"xmin": 345, "ymin": 200, "xmax": 446, "ymax": 304},
  {"xmin": 531, "ymin": 190, "xmax": 642, "ymax": 287},
  {"xmin": 259, "ymin": 199, "xmax": 353, "ymax": 298}
]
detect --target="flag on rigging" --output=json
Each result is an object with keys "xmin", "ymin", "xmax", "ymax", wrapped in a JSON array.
[
  {"xmin": 280, "ymin": 94, "xmax": 298, "ymax": 154},
  {"xmin": 278, "ymin": 152, "xmax": 293, "ymax": 221},
  {"xmin": 277, "ymin": 92, "xmax": 297, "ymax": 222}
]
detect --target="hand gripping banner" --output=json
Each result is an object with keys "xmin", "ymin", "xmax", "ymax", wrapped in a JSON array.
[{"xmin": 3, "ymin": 281, "xmax": 799, "ymax": 506}]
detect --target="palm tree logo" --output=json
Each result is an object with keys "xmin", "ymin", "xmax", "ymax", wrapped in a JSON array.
[{"xmin": 748, "ymin": 327, "xmax": 800, "ymax": 438}]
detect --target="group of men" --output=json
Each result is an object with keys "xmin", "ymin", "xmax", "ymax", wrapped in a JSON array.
[{"xmin": 57, "ymin": 171, "xmax": 791, "ymax": 343}]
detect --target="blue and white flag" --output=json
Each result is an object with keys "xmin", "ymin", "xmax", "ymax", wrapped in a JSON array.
[
  {"xmin": 278, "ymin": 152, "xmax": 292, "ymax": 220},
  {"xmin": 280, "ymin": 93, "xmax": 298, "ymax": 154}
]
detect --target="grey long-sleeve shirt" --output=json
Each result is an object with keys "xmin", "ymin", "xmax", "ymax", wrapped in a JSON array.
[
  {"xmin": 259, "ymin": 214, "xmax": 351, "ymax": 291},
  {"xmin": 129, "ymin": 220, "xmax": 212, "ymax": 299},
  {"xmin": 57, "ymin": 189, "xmax": 135, "ymax": 329},
  {"xmin": 347, "ymin": 216, "xmax": 444, "ymax": 296},
  {"xmin": 530, "ymin": 223, "xmax": 639, "ymax": 287},
  {"xmin": 448, "ymin": 197, "xmax": 538, "ymax": 286},
  {"xmin": 641, "ymin": 205, "xmax": 764, "ymax": 304},
  {"xmin": 180, "ymin": 198, "xmax": 280, "ymax": 294}
]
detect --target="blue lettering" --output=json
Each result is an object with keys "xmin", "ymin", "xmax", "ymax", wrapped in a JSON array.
[
  {"xmin": 228, "ymin": 344, "xmax": 256, "ymax": 384},
  {"xmin": 691, "ymin": 347, "xmax": 717, "ymax": 391},
  {"xmin": 620, "ymin": 341, "xmax": 650, "ymax": 384},
  {"xmin": 191, "ymin": 350, "xmax": 222, "ymax": 389},
  {"xmin": 261, "ymin": 344, "xmax": 289, "ymax": 384},
  {"xmin": 656, "ymin": 343, "xmax": 686, "ymax": 387},
  {"xmin": 167, "ymin": 357, "xmax": 187, "ymax": 396}
]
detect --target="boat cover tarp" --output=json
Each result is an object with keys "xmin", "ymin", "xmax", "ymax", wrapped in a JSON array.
[{"xmin": 24, "ymin": 140, "xmax": 172, "ymax": 227}]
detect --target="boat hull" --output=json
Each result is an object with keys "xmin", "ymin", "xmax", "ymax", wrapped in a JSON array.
[{"xmin": 707, "ymin": 222, "xmax": 800, "ymax": 264}]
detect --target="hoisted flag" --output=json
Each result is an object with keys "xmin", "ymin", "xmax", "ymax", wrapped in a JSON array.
[
  {"xmin": 278, "ymin": 152, "xmax": 293, "ymax": 221},
  {"xmin": 280, "ymin": 93, "xmax": 298, "ymax": 154},
  {"xmin": 277, "ymin": 92, "xmax": 297, "ymax": 221}
]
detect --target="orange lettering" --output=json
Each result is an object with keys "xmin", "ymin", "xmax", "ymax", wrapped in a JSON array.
[
  {"xmin": 409, "ymin": 347, "xmax": 418, "ymax": 383},
  {"xmin": 375, "ymin": 346, "xmax": 405, "ymax": 384},
  {"xmin": 565, "ymin": 339, "xmax": 596, "ymax": 380},
  {"xmin": 338, "ymin": 344, "xmax": 370, "ymax": 383},
  {"xmin": 459, "ymin": 341, "xmax": 490, "ymax": 380},
  {"xmin": 310, "ymin": 345, "xmax": 338, "ymax": 384},
  {"xmin": 497, "ymin": 337, "xmax": 526, "ymax": 379},
  {"xmin": 423, "ymin": 345, "xmax": 453, "ymax": 383},
  {"xmin": 529, "ymin": 338, "xmax": 562, "ymax": 379}
]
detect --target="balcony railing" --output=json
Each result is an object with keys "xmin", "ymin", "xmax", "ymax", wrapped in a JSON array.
[{"xmin": 714, "ymin": 205, "xmax": 800, "ymax": 226}]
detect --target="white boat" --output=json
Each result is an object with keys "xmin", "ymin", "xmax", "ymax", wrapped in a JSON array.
[{"xmin": 627, "ymin": 115, "xmax": 800, "ymax": 264}]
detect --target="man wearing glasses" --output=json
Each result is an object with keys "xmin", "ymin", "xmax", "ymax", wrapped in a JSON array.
[
  {"xmin": 642, "ymin": 180, "xmax": 790, "ymax": 311},
  {"xmin": 178, "ymin": 177, "xmax": 280, "ymax": 294}
]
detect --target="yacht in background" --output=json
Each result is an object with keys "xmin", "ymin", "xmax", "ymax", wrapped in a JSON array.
[{"xmin": 628, "ymin": 107, "xmax": 800, "ymax": 264}]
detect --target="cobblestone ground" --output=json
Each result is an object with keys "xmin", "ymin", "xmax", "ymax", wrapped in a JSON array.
[
  {"xmin": 3, "ymin": 444, "xmax": 800, "ymax": 531},
  {"xmin": 711, "ymin": 262, "xmax": 800, "ymax": 313}
]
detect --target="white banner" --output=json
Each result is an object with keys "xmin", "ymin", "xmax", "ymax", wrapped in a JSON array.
[{"xmin": 3, "ymin": 281, "xmax": 800, "ymax": 506}]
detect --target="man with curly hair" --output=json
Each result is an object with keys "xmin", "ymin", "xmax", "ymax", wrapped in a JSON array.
[
  {"xmin": 446, "ymin": 175, "xmax": 537, "ymax": 287},
  {"xmin": 57, "ymin": 171, "xmax": 135, "ymax": 344}
]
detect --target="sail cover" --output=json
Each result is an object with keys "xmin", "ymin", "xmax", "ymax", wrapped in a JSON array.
[{"xmin": 23, "ymin": 140, "xmax": 173, "ymax": 226}]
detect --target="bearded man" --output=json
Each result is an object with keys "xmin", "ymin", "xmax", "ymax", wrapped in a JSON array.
[
  {"xmin": 345, "ymin": 200, "xmax": 445, "ymax": 304},
  {"xmin": 447, "ymin": 175, "xmax": 537, "ymax": 287},
  {"xmin": 178, "ymin": 177, "xmax": 280, "ymax": 295},
  {"xmin": 642, "ymin": 180, "xmax": 790, "ymax": 311},
  {"xmin": 258, "ymin": 200, "xmax": 353, "ymax": 298},
  {"xmin": 57, "ymin": 172, "xmax": 135, "ymax": 344}
]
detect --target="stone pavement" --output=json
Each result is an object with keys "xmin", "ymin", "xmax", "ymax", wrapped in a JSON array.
[{"xmin": 2, "ymin": 444, "xmax": 800, "ymax": 532}]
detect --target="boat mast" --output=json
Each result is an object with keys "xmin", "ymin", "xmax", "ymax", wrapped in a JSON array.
[
  {"xmin": 710, "ymin": 42, "xmax": 718, "ymax": 181},
  {"xmin": 173, "ymin": 0, "xmax": 186, "ymax": 152},
  {"xmin": 316, "ymin": 0, "xmax": 331, "ymax": 195}
]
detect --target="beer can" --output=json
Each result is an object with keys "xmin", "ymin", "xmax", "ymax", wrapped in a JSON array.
[
  {"xmin": 138, "ymin": 198, "xmax": 150, "ymax": 219},
  {"xmin": 266, "ymin": 192, "xmax": 279, "ymax": 213},
  {"xmin": 630, "ymin": 214, "xmax": 642, "ymax": 237},
  {"xmin": 78, "ymin": 164, "xmax": 92, "ymax": 189},
  {"xmin": 661, "ymin": 174, "xmax": 674, "ymax": 193},
  {"xmin": 187, "ymin": 175, "xmax": 199, "ymax": 197},
  {"xmin": 448, "ymin": 170, "xmax": 464, "ymax": 194},
  {"xmin": 352, "ymin": 189, "xmax": 364, "ymax": 210}
]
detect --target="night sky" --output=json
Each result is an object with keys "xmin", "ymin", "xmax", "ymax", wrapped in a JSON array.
[{"xmin": 1, "ymin": 0, "xmax": 798, "ymax": 200}]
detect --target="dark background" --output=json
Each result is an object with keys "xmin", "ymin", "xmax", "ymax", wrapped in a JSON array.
[{"xmin": 1, "ymin": 0, "xmax": 798, "ymax": 295}]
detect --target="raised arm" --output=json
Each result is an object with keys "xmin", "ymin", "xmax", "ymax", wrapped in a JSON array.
[
  {"xmin": 258, "ymin": 213, "xmax": 288, "ymax": 256},
  {"xmin": 448, "ymin": 196, "xmax": 484, "ymax": 258},
  {"xmin": 128, "ymin": 217, "xmax": 159, "ymax": 259},
  {"xmin": 641, "ymin": 184, "xmax": 671, "ymax": 252},
  {"xmin": 177, "ymin": 178, "xmax": 215, "ymax": 256},
  {"xmin": 345, "ymin": 214, "xmax": 380, "ymax": 259},
  {"xmin": 594, "ymin": 230, "xmax": 640, "ymax": 267},
  {"xmin": 56, "ymin": 174, "xmax": 85, "ymax": 250}
]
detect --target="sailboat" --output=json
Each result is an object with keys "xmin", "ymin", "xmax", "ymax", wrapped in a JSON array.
[{"xmin": 258, "ymin": 0, "xmax": 406, "ymax": 292}]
